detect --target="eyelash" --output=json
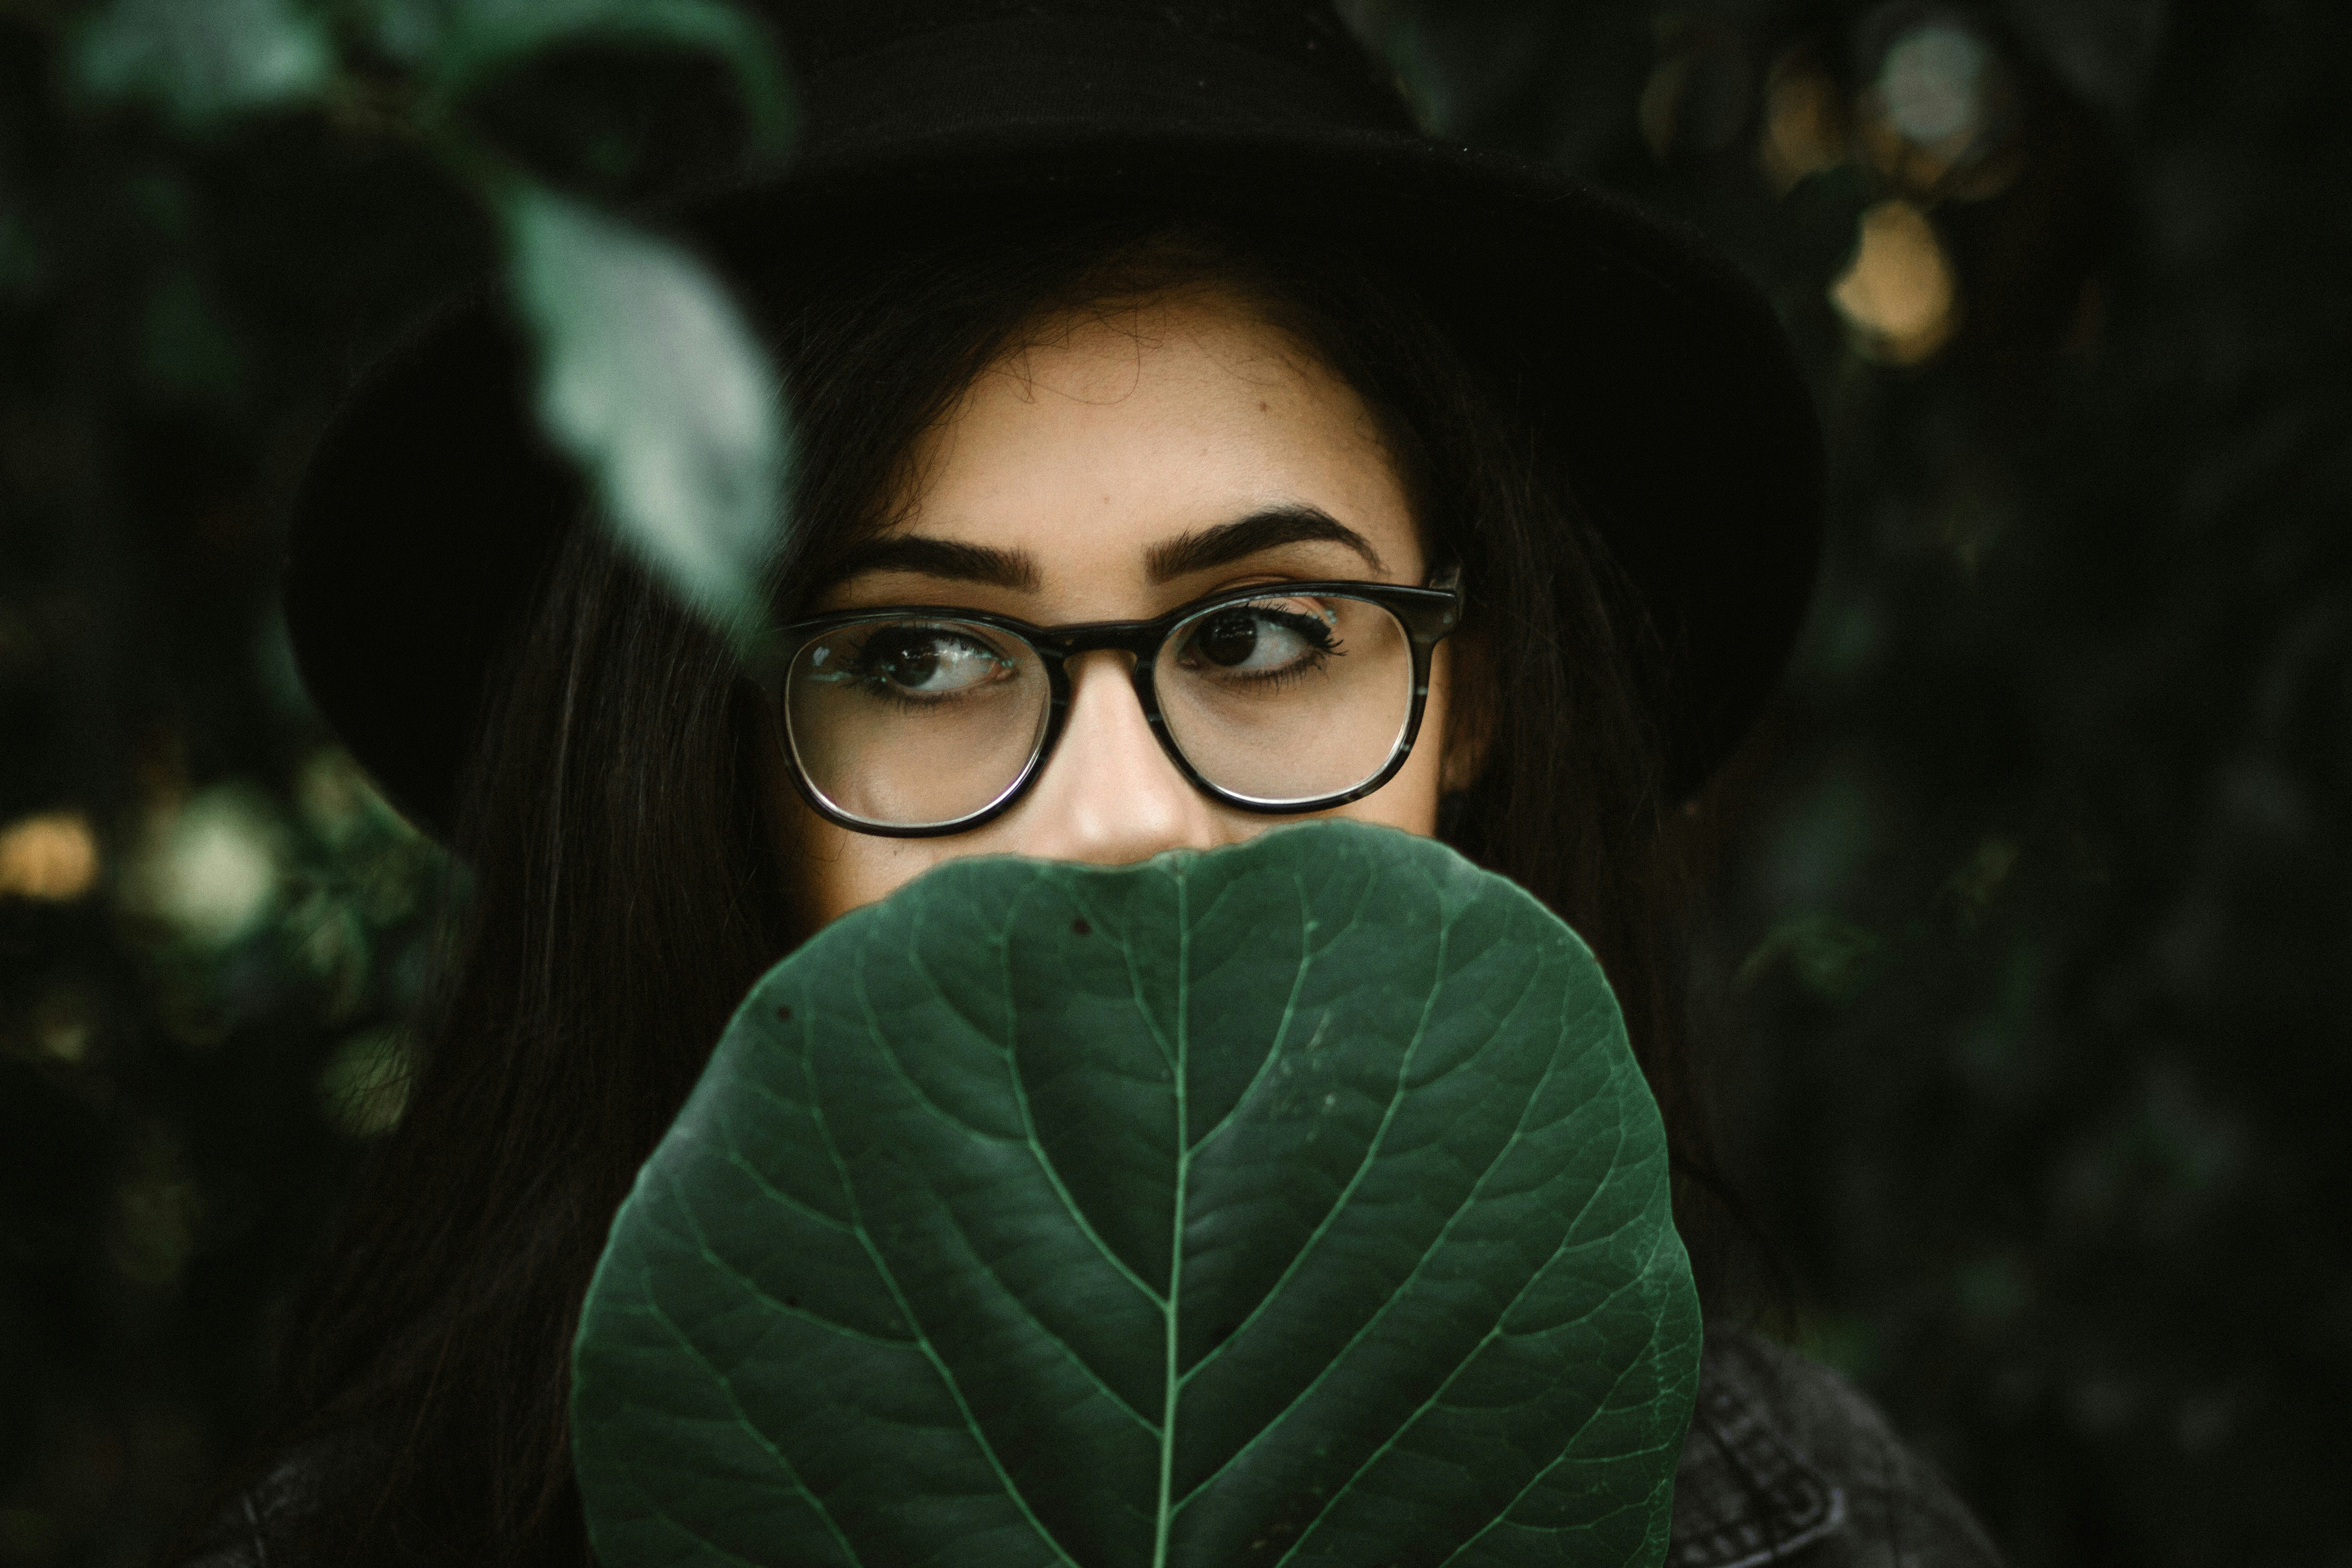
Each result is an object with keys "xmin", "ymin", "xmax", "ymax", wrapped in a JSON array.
[
  {"xmin": 839, "ymin": 634, "xmax": 1007, "ymax": 695},
  {"xmin": 1197, "ymin": 604, "xmax": 1339, "ymax": 651},
  {"xmin": 1176, "ymin": 606, "xmax": 1346, "ymax": 690}
]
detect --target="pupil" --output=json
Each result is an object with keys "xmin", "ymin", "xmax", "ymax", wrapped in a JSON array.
[
  {"xmin": 1198, "ymin": 611, "xmax": 1259, "ymax": 667},
  {"xmin": 882, "ymin": 635, "xmax": 938, "ymax": 686}
]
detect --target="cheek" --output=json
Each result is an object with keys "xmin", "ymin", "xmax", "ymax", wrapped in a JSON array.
[
  {"xmin": 779, "ymin": 799, "xmax": 959, "ymax": 930},
  {"xmin": 1323, "ymin": 638, "xmax": 1449, "ymax": 838},
  {"xmin": 760, "ymin": 727, "xmax": 957, "ymax": 929}
]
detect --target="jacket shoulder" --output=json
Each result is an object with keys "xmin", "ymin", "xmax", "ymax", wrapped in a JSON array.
[
  {"xmin": 1671, "ymin": 1325, "xmax": 2007, "ymax": 1568},
  {"xmin": 170, "ymin": 1436, "xmax": 384, "ymax": 1568}
]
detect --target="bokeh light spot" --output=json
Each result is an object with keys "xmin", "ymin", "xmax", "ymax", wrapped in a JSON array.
[
  {"xmin": 1859, "ymin": 20, "xmax": 2021, "ymax": 198},
  {"xmin": 1881, "ymin": 25, "xmax": 1990, "ymax": 145},
  {"xmin": 1831, "ymin": 200, "xmax": 1961, "ymax": 364},
  {"xmin": 125, "ymin": 786, "xmax": 282, "ymax": 946},
  {"xmin": 0, "ymin": 810, "xmax": 100, "ymax": 901}
]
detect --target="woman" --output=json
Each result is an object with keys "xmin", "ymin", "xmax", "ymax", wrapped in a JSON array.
[{"xmin": 186, "ymin": 3, "xmax": 2004, "ymax": 1564}]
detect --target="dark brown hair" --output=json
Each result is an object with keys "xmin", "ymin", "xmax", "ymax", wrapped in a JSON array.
[{"xmin": 256, "ymin": 202, "xmax": 1705, "ymax": 1564}]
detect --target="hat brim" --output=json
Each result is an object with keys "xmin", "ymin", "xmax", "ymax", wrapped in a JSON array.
[{"xmin": 286, "ymin": 116, "xmax": 1822, "ymax": 836}]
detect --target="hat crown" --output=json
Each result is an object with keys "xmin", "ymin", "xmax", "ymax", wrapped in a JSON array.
[{"xmin": 759, "ymin": 0, "xmax": 1409, "ymax": 128}]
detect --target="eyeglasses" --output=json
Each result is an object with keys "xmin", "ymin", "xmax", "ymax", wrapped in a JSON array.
[{"xmin": 761, "ymin": 569, "xmax": 1463, "ymax": 837}]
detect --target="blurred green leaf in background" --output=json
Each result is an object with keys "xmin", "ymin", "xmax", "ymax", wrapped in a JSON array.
[
  {"xmin": 73, "ymin": 0, "xmax": 333, "ymax": 129},
  {"xmin": 504, "ymin": 183, "xmax": 786, "ymax": 644}
]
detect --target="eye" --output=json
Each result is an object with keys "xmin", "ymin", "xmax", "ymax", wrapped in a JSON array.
[
  {"xmin": 826, "ymin": 625, "xmax": 1016, "ymax": 698},
  {"xmin": 1181, "ymin": 603, "xmax": 1338, "ymax": 674}
]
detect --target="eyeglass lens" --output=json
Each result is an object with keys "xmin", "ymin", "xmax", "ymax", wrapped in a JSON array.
[{"xmin": 782, "ymin": 591, "xmax": 1419, "ymax": 829}]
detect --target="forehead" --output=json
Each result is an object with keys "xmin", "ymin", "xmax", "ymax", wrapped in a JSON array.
[{"xmin": 887, "ymin": 288, "xmax": 1417, "ymax": 586}]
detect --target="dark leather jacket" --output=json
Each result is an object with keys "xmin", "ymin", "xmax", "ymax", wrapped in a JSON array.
[
  {"xmin": 179, "ymin": 1327, "xmax": 2004, "ymax": 1567},
  {"xmin": 1669, "ymin": 1329, "xmax": 2003, "ymax": 1568}
]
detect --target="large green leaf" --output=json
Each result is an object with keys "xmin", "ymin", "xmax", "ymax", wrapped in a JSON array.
[
  {"xmin": 501, "ymin": 182, "xmax": 784, "ymax": 642},
  {"xmin": 573, "ymin": 820, "xmax": 1700, "ymax": 1567}
]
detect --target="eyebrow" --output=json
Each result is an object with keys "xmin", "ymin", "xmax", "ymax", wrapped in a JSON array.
[
  {"xmin": 822, "ymin": 503, "xmax": 1384, "ymax": 595},
  {"xmin": 823, "ymin": 535, "xmax": 1043, "ymax": 592},
  {"xmin": 1145, "ymin": 505, "xmax": 1386, "ymax": 582}
]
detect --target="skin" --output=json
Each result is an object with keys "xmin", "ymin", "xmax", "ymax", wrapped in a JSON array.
[{"xmin": 769, "ymin": 285, "xmax": 1480, "ymax": 928}]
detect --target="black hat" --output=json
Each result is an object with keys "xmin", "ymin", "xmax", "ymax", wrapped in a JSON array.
[{"xmin": 285, "ymin": 0, "xmax": 1823, "ymax": 834}]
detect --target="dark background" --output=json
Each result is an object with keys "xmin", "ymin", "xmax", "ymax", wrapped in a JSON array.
[{"xmin": 2, "ymin": 0, "xmax": 2345, "ymax": 1563}]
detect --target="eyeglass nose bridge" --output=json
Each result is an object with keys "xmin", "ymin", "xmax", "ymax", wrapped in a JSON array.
[{"xmin": 1023, "ymin": 618, "xmax": 1190, "ymax": 763}]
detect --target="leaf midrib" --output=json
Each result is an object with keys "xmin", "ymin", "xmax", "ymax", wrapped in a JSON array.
[{"xmin": 1152, "ymin": 864, "xmax": 1192, "ymax": 1568}]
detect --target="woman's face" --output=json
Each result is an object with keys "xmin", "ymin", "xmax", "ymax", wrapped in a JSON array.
[{"xmin": 771, "ymin": 286, "xmax": 1469, "ymax": 927}]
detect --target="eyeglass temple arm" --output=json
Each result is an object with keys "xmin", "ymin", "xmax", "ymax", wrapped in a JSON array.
[{"xmin": 1414, "ymin": 562, "xmax": 1465, "ymax": 640}]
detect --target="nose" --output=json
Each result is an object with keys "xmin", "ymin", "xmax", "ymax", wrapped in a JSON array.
[{"xmin": 1010, "ymin": 651, "xmax": 1228, "ymax": 864}]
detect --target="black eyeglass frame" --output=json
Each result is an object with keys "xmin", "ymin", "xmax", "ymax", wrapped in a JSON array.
[{"xmin": 759, "ymin": 568, "xmax": 1464, "ymax": 838}]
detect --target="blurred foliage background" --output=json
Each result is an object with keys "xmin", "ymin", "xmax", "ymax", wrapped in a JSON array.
[{"xmin": 1, "ymin": 0, "xmax": 2345, "ymax": 1563}]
